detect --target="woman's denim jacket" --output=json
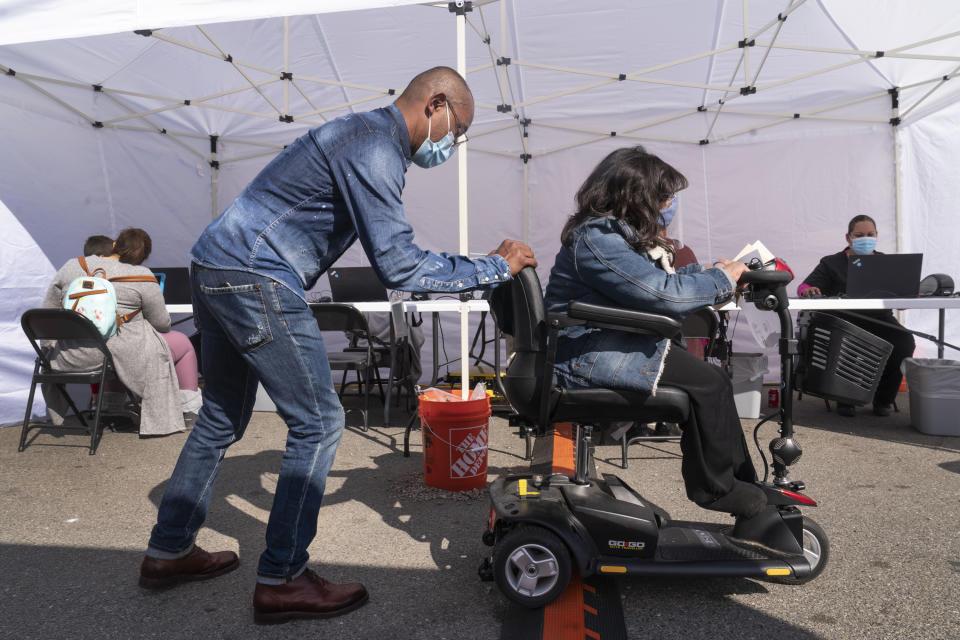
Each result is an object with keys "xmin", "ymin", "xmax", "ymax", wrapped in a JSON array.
[{"xmin": 544, "ymin": 217, "xmax": 736, "ymax": 394}]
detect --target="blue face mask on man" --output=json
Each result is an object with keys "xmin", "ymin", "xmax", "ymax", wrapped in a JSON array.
[
  {"xmin": 850, "ymin": 236, "xmax": 877, "ymax": 255},
  {"xmin": 659, "ymin": 195, "xmax": 678, "ymax": 228},
  {"xmin": 412, "ymin": 107, "xmax": 455, "ymax": 169}
]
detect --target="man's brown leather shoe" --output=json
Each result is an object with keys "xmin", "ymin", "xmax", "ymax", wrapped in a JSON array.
[
  {"xmin": 253, "ymin": 569, "xmax": 369, "ymax": 625},
  {"xmin": 139, "ymin": 545, "xmax": 239, "ymax": 590}
]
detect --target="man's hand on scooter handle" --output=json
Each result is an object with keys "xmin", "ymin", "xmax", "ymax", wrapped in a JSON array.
[{"xmin": 490, "ymin": 239, "xmax": 538, "ymax": 275}]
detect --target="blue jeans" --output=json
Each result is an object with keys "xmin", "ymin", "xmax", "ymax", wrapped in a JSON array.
[{"xmin": 148, "ymin": 265, "xmax": 345, "ymax": 581}]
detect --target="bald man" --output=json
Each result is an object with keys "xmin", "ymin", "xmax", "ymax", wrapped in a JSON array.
[{"xmin": 140, "ymin": 66, "xmax": 536, "ymax": 623}]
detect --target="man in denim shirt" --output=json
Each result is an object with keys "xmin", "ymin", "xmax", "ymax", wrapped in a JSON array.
[{"xmin": 140, "ymin": 67, "xmax": 536, "ymax": 624}]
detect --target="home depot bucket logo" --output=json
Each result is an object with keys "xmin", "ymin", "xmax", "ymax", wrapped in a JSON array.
[{"xmin": 448, "ymin": 424, "xmax": 488, "ymax": 479}]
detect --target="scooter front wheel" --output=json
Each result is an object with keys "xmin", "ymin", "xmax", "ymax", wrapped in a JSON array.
[
  {"xmin": 772, "ymin": 516, "xmax": 829, "ymax": 584},
  {"xmin": 493, "ymin": 525, "xmax": 572, "ymax": 608}
]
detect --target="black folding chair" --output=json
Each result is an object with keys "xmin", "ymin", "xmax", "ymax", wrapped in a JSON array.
[
  {"xmin": 311, "ymin": 303, "xmax": 378, "ymax": 432},
  {"xmin": 20, "ymin": 308, "xmax": 124, "ymax": 454}
]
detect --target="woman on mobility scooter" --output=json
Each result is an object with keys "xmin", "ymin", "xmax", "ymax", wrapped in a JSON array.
[
  {"xmin": 480, "ymin": 145, "xmax": 826, "ymax": 607},
  {"xmin": 544, "ymin": 145, "xmax": 766, "ymax": 526}
]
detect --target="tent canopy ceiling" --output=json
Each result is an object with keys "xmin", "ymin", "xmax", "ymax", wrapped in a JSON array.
[{"xmin": 2, "ymin": 0, "xmax": 959, "ymax": 169}]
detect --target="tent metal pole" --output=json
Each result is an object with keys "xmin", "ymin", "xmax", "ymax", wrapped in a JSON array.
[
  {"xmin": 756, "ymin": 42, "xmax": 960, "ymax": 63},
  {"xmin": 101, "ymin": 78, "xmax": 283, "ymax": 126},
  {"xmin": 893, "ymin": 124, "xmax": 903, "ymax": 255},
  {"xmin": 295, "ymin": 93, "xmax": 389, "ymax": 119},
  {"xmin": 708, "ymin": 107, "xmax": 885, "ymax": 123},
  {"xmin": 899, "ymin": 70, "xmax": 960, "ymax": 92},
  {"xmin": 211, "ymin": 165, "xmax": 219, "ymax": 221},
  {"xmin": 7, "ymin": 75, "xmax": 96, "ymax": 125},
  {"xmin": 100, "ymin": 92, "xmax": 207, "ymax": 160},
  {"xmin": 291, "ymin": 80, "xmax": 327, "ymax": 121},
  {"xmin": 522, "ymin": 160, "xmax": 530, "ymax": 245},
  {"xmin": 220, "ymin": 149, "xmax": 285, "ymax": 164},
  {"xmin": 197, "ymin": 26, "xmax": 283, "ymax": 115},
  {"xmin": 900, "ymin": 62, "xmax": 960, "ymax": 120},
  {"xmin": 757, "ymin": 55, "xmax": 874, "ymax": 91},
  {"xmin": 711, "ymin": 116, "xmax": 794, "ymax": 142},
  {"xmin": 284, "ymin": 17, "xmax": 290, "ymax": 116},
  {"xmin": 888, "ymin": 29, "xmax": 960, "ymax": 54},
  {"xmin": 457, "ymin": 5, "xmax": 470, "ymax": 399},
  {"xmin": 742, "ymin": 0, "xmax": 751, "ymax": 87},
  {"xmin": 108, "ymin": 124, "xmax": 284, "ymax": 149},
  {"xmin": 749, "ymin": 0, "xmax": 795, "ymax": 87}
]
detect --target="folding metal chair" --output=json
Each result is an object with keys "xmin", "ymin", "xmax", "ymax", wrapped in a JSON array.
[
  {"xmin": 19, "ymin": 308, "xmax": 125, "ymax": 454},
  {"xmin": 311, "ymin": 303, "xmax": 377, "ymax": 431}
]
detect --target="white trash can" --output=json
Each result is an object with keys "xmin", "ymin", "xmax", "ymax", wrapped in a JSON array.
[
  {"xmin": 730, "ymin": 353, "xmax": 769, "ymax": 419},
  {"xmin": 902, "ymin": 358, "xmax": 960, "ymax": 436}
]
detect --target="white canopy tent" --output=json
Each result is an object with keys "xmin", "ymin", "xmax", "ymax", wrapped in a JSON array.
[{"xmin": 1, "ymin": 0, "xmax": 958, "ymax": 424}]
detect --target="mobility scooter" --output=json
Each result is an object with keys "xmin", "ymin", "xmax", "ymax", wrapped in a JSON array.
[{"xmin": 479, "ymin": 266, "xmax": 828, "ymax": 608}]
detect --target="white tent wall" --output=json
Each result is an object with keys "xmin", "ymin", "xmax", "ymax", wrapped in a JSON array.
[
  {"xmin": 899, "ymin": 98, "xmax": 960, "ymax": 358},
  {"xmin": 0, "ymin": 199, "xmax": 55, "ymax": 426},
  {"xmin": 1, "ymin": 0, "xmax": 959, "ymax": 424}
]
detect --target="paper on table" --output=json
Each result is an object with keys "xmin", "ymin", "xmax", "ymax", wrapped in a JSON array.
[{"xmin": 733, "ymin": 240, "xmax": 775, "ymax": 264}]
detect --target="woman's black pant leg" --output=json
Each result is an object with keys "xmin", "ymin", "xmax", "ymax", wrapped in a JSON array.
[{"xmin": 657, "ymin": 346, "xmax": 756, "ymax": 505}]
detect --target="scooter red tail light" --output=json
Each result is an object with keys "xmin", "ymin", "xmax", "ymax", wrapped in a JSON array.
[{"xmin": 779, "ymin": 488, "xmax": 817, "ymax": 505}]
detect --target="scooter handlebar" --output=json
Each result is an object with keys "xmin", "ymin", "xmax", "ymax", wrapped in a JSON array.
[{"xmin": 739, "ymin": 269, "xmax": 793, "ymax": 286}]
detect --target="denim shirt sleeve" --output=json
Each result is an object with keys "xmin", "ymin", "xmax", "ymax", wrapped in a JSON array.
[
  {"xmin": 676, "ymin": 262, "xmax": 703, "ymax": 275},
  {"xmin": 574, "ymin": 220, "xmax": 735, "ymax": 316},
  {"xmin": 327, "ymin": 136, "xmax": 511, "ymax": 293}
]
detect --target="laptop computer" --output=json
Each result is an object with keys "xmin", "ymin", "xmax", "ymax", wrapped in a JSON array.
[
  {"xmin": 150, "ymin": 267, "xmax": 192, "ymax": 304},
  {"xmin": 327, "ymin": 266, "xmax": 389, "ymax": 302},
  {"xmin": 845, "ymin": 253, "xmax": 923, "ymax": 298}
]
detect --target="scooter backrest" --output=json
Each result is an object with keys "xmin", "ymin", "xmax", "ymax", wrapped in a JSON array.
[{"xmin": 489, "ymin": 266, "xmax": 549, "ymax": 418}]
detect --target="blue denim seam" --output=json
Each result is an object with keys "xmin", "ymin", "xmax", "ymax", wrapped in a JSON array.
[
  {"xmin": 272, "ymin": 284, "xmax": 324, "ymax": 578},
  {"xmin": 581, "ymin": 234, "xmax": 717, "ymax": 305},
  {"xmin": 610, "ymin": 350, "xmax": 631, "ymax": 386},
  {"xmin": 181, "ymin": 448, "xmax": 226, "ymax": 546}
]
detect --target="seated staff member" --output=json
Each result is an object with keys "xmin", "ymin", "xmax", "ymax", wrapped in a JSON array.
[
  {"xmin": 798, "ymin": 214, "xmax": 915, "ymax": 417},
  {"xmin": 545, "ymin": 145, "xmax": 768, "ymax": 528}
]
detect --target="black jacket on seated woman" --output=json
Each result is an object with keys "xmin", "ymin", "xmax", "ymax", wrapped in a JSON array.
[{"xmin": 798, "ymin": 214, "xmax": 915, "ymax": 417}]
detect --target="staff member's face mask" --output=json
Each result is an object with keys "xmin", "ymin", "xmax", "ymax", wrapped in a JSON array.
[
  {"xmin": 850, "ymin": 237, "xmax": 877, "ymax": 255},
  {"xmin": 413, "ymin": 108, "xmax": 455, "ymax": 168}
]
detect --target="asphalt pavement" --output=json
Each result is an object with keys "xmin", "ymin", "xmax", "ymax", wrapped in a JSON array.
[{"xmin": 1, "ymin": 392, "xmax": 958, "ymax": 640}]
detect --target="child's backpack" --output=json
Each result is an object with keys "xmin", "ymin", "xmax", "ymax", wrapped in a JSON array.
[{"xmin": 62, "ymin": 256, "xmax": 158, "ymax": 338}]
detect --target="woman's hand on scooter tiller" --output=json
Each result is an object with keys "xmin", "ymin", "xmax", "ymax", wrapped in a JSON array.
[{"xmin": 716, "ymin": 259, "xmax": 749, "ymax": 284}]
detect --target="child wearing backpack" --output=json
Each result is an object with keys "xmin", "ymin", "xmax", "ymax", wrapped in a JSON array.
[{"xmin": 41, "ymin": 228, "xmax": 194, "ymax": 437}]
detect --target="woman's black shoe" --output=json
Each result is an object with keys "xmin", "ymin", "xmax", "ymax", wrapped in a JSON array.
[{"xmin": 697, "ymin": 480, "xmax": 766, "ymax": 518}]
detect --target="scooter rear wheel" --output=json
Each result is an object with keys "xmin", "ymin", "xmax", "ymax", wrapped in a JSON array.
[
  {"xmin": 772, "ymin": 517, "xmax": 829, "ymax": 584},
  {"xmin": 493, "ymin": 525, "xmax": 572, "ymax": 608}
]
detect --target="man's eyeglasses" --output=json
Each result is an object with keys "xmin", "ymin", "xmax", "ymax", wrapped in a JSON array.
[{"xmin": 447, "ymin": 101, "xmax": 470, "ymax": 148}]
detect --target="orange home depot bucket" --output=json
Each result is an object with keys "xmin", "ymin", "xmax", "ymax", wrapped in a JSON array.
[{"xmin": 418, "ymin": 394, "xmax": 491, "ymax": 491}]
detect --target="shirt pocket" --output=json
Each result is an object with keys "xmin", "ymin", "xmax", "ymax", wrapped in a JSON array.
[{"xmin": 199, "ymin": 283, "xmax": 274, "ymax": 352}]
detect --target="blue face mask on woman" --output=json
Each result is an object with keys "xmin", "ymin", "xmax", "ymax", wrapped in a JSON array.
[
  {"xmin": 412, "ymin": 108, "xmax": 455, "ymax": 169},
  {"xmin": 850, "ymin": 236, "xmax": 877, "ymax": 255},
  {"xmin": 659, "ymin": 195, "xmax": 678, "ymax": 228}
]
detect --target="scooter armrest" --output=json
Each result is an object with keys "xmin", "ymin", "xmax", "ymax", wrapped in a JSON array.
[{"xmin": 565, "ymin": 301, "xmax": 682, "ymax": 338}]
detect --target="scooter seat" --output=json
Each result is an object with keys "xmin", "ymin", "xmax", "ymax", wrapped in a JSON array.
[{"xmin": 551, "ymin": 385, "xmax": 690, "ymax": 425}]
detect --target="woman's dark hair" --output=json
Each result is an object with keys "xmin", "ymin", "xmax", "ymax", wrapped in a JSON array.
[
  {"xmin": 113, "ymin": 228, "xmax": 152, "ymax": 265},
  {"xmin": 847, "ymin": 214, "xmax": 876, "ymax": 234},
  {"xmin": 560, "ymin": 145, "xmax": 689, "ymax": 252}
]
